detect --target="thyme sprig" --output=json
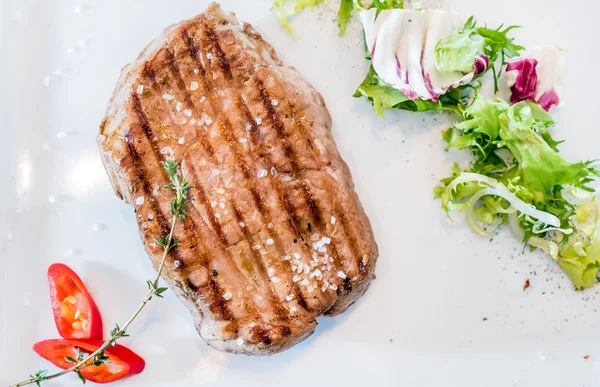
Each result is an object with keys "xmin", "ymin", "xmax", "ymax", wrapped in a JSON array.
[{"xmin": 9, "ymin": 161, "xmax": 191, "ymax": 387}]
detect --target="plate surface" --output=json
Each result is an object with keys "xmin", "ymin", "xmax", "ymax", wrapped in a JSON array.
[{"xmin": 2, "ymin": 1, "xmax": 600, "ymax": 386}]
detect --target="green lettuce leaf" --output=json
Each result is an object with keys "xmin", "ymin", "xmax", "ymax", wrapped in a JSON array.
[
  {"xmin": 354, "ymin": 67, "xmax": 473, "ymax": 117},
  {"xmin": 499, "ymin": 102, "xmax": 597, "ymax": 194},
  {"xmin": 435, "ymin": 18, "xmax": 485, "ymax": 73},
  {"xmin": 272, "ymin": 0, "xmax": 327, "ymax": 37},
  {"xmin": 476, "ymin": 22, "xmax": 525, "ymax": 93},
  {"xmin": 558, "ymin": 250, "xmax": 600, "ymax": 290}
]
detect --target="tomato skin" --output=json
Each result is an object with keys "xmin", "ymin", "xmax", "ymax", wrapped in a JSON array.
[
  {"xmin": 47, "ymin": 263, "xmax": 103, "ymax": 340},
  {"xmin": 32, "ymin": 339, "xmax": 145, "ymax": 384}
]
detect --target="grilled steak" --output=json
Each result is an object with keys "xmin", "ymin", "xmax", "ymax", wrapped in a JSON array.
[{"xmin": 98, "ymin": 3, "xmax": 378, "ymax": 355}]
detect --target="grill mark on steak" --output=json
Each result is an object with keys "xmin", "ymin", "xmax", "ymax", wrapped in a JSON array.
[
  {"xmin": 183, "ymin": 24, "xmax": 296, "ymax": 326},
  {"xmin": 123, "ymin": 130, "xmax": 183, "ymax": 264},
  {"xmin": 200, "ymin": 26, "xmax": 332, "ymax": 315},
  {"xmin": 162, "ymin": 50, "xmax": 216, "ymax": 159},
  {"xmin": 254, "ymin": 79, "xmax": 347, "ymax": 283},
  {"xmin": 132, "ymin": 92, "xmax": 240, "ymax": 322}
]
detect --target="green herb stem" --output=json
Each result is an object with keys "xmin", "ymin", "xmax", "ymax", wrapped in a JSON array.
[{"xmin": 9, "ymin": 162, "xmax": 189, "ymax": 387}]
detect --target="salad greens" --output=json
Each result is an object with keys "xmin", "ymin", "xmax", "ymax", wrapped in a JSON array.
[
  {"xmin": 435, "ymin": 18, "xmax": 486, "ymax": 74},
  {"xmin": 356, "ymin": 16, "xmax": 522, "ymax": 117},
  {"xmin": 438, "ymin": 17, "xmax": 524, "ymax": 93},
  {"xmin": 437, "ymin": 97, "xmax": 599, "ymax": 289},
  {"xmin": 272, "ymin": 0, "xmax": 328, "ymax": 37},
  {"xmin": 354, "ymin": 67, "xmax": 474, "ymax": 118},
  {"xmin": 273, "ymin": 0, "xmax": 403, "ymax": 37}
]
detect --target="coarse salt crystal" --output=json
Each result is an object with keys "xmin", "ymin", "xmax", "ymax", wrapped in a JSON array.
[
  {"xmin": 331, "ymin": 216, "xmax": 336, "ymax": 224},
  {"xmin": 207, "ymin": 52, "xmax": 213, "ymax": 59},
  {"xmin": 270, "ymin": 167, "xmax": 277, "ymax": 176},
  {"xmin": 212, "ymin": 169, "xmax": 220, "ymax": 176},
  {"xmin": 321, "ymin": 283, "xmax": 328, "ymax": 292},
  {"xmin": 239, "ymin": 222, "xmax": 245, "ymax": 227},
  {"xmin": 176, "ymin": 102, "xmax": 182, "ymax": 111},
  {"xmin": 163, "ymin": 94, "xmax": 174, "ymax": 100},
  {"xmin": 135, "ymin": 196, "xmax": 145, "ymax": 205},
  {"xmin": 281, "ymin": 175, "xmax": 292, "ymax": 182},
  {"xmin": 268, "ymin": 223, "xmax": 273, "ymax": 229},
  {"xmin": 217, "ymin": 90, "xmax": 225, "ymax": 97},
  {"xmin": 179, "ymin": 118, "xmax": 187, "ymax": 125},
  {"xmin": 215, "ymin": 213, "xmax": 221, "ymax": 219},
  {"xmin": 291, "ymin": 306, "xmax": 297, "ymax": 312},
  {"xmin": 239, "ymin": 137, "xmax": 247, "ymax": 144},
  {"xmin": 255, "ymin": 117, "xmax": 262, "ymax": 125},
  {"xmin": 190, "ymin": 81, "xmax": 198, "ymax": 91},
  {"xmin": 223, "ymin": 291, "xmax": 232, "ymax": 301},
  {"xmin": 257, "ymin": 169, "xmax": 268, "ymax": 178},
  {"xmin": 293, "ymin": 253, "xmax": 301, "ymax": 259},
  {"xmin": 160, "ymin": 147, "xmax": 174, "ymax": 157},
  {"xmin": 300, "ymin": 279, "xmax": 310, "ymax": 286},
  {"xmin": 217, "ymin": 188, "xmax": 225, "ymax": 194},
  {"xmin": 236, "ymin": 338, "xmax": 244, "ymax": 346},
  {"xmin": 318, "ymin": 246, "xmax": 327, "ymax": 253},
  {"xmin": 183, "ymin": 109, "xmax": 192, "ymax": 117},
  {"xmin": 206, "ymin": 118, "xmax": 213, "ymax": 125},
  {"xmin": 178, "ymin": 137, "xmax": 185, "ymax": 145},
  {"xmin": 337, "ymin": 271, "xmax": 347, "ymax": 279},
  {"xmin": 322, "ymin": 237, "xmax": 331, "ymax": 244},
  {"xmin": 268, "ymin": 267, "xmax": 275, "ymax": 277},
  {"xmin": 266, "ymin": 238, "xmax": 274, "ymax": 245},
  {"xmin": 282, "ymin": 255, "xmax": 291, "ymax": 261},
  {"xmin": 271, "ymin": 277, "xmax": 280, "ymax": 284},
  {"xmin": 271, "ymin": 99, "xmax": 279, "ymax": 106},
  {"xmin": 137, "ymin": 85, "xmax": 144, "ymax": 94},
  {"xmin": 200, "ymin": 96, "xmax": 206, "ymax": 103},
  {"xmin": 211, "ymin": 201, "xmax": 217, "ymax": 207},
  {"xmin": 194, "ymin": 68, "xmax": 199, "ymax": 74},
  {"xmin": 252, "ymin": 245, "xmax": 261, "ymax": 250},
  {"xmin": 219, "ymin": 202, "xmax": 225, "ymax": 209},
  {"xmin": 285, "ymin": 294, "xmax": 294, "ymax": 301},
  {"xmin": 190, "ymin": 119, "xmax": 196, "ymax": 125},
  {"xmin": 330, "ymin": 284, "xmax": 338, "ymax": 291}
]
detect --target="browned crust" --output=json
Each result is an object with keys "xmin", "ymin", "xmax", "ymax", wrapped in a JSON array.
[{"xmin": 98, "ymin": 2, "xmax": 378, "ymax": 355}]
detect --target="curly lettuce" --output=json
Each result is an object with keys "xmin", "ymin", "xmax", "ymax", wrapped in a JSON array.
[{"xmin": 437, "ymin": 97, "xmax": 599, "ymax": 289}]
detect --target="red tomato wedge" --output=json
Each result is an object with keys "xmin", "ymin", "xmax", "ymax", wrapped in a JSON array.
[
  {"xmin": 48, "ymin": 263, "xmax": 103, "ymax": 339},
  {"xmin": 33, "ymin": 339, "xmax": 145, "ymax": 384}
]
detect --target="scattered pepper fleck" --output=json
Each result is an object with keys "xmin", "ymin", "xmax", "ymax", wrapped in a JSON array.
[
  {"xmin": 523, "ymin": 279, "xmax": 531, "ymax": 290},
  {"xmin": 212, "ymin": 270, "xmax": 218, "ymax": 277},
  {"xmin": 584, "ymin": 355, "xmax": 590, "ymax": 360}
]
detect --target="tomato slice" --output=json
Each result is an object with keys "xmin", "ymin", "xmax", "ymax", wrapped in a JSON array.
[
  {"xmin": 33, "ymin": 339, "xmax": 145, "ymax": 384},
  {"xmin": 48, "ymin": 263, "xmax": 103, "ymax": 339}
]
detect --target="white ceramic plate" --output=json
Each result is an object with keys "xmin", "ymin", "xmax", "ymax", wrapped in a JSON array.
[{"xmin": 2, "ymin": 1, "xmax": 600, "ymax": 386}]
